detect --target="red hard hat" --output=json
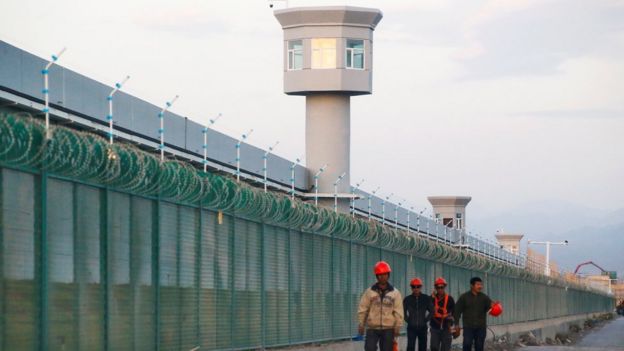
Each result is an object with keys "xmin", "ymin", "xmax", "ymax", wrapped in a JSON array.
[
  {"xmin": 489, "ymin": 301, "xmax": 503, "ymax": 317},
  {"xmin": 434, "ymin": 277, "xmax": 447, "ymax": 287},
  {"xmin": 374, "ymin": 261, "xmax": 392, "ymax": 275},
  {"xmin": 410, "ymin": 278, "xmax": 423, "ymax": 286}
]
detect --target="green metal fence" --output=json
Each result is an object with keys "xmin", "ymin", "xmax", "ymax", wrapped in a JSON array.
[{"xmin": 0, "ymin": 114, "xmax": 614, "ymax": 351}]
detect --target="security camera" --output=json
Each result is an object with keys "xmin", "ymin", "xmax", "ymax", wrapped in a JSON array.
[{"xmin": 268, "ymin": 0, "xmax": 288, "ymax": 8}]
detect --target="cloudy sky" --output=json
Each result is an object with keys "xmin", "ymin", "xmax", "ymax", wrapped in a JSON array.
[{"xmin": 2, "ymin": 0, "xmax": 623, "ymax": 263}]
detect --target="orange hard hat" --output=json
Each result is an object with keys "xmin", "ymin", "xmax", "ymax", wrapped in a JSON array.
[
  {"xmin": 374, "ymin": 261, "xmax": 392, "ymax": 275},
  {"xmin": 410, "ymin": 278, "xmax": 423, "ymax": 287},
  {"xmin": 489, "ymin": 301, "xmax": 503, "ymax": 317},
  {"xmin": 434, "ymin": 277, "xmax": 447, "ymax": 287}
]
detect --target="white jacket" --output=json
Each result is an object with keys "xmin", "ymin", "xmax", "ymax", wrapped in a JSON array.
[{"xmin": 358, "ymin": 283, "xmax": 404, "ymax": 330}]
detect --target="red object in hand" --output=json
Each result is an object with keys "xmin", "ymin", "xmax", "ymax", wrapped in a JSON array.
[
  {"xmin": 393, "ymin": 340, "xmax": 398, "ymax": 351},
  {"xmin": 489, "ymin": 301, "xmax": 503, "ymax": 317}
]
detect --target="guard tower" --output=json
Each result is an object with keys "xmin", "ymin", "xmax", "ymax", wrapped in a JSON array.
[
  {"xmin": 427, "ymin": 196, "xmax": 472, "ymax": 230},
  {"xmin": 274, "ymin": 6, "xmax": 383, "ymax": 211},
  {"xmin": 495, "ymin": 231, "xmax": 524, "ymax": 255}
]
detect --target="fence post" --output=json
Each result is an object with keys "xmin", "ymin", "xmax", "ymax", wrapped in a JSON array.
[
  {"xmin": 153, "ymin": 199, "xmax": 160, "ymax": 351},
  {"xmin": 101, "ymin": 187, "xmax": 110, "ymax": 351},
  {"xmin": 330, "ymin": 228, "xmax": 335, "ymax": 338},
  {"xmin": 196, "ymin": 204, "xmax": 202, "ymax": 348},
  {"xmin": 39, "ymin": 170, "xmax": 49, "ymax": 351},
  {"xmin": 287, "ymin": 229, "xmax": 292, "ymax": 345},
  {"xmin": 347, "ymin": 226, "xmax": 352, "ymax": 337},
  {"xmin": 176, "ymin": 206, "xmax": 182, "ymax": 350},
  {"xmin": 260, "ymin": 223, "xmax": 266, "ymax": 348},
  {"xmin": 229, "ymin": 215, "xmax": 235, "ymax": 348}
]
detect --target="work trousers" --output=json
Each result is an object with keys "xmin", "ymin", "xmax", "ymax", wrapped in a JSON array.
[
  {"xmin": 406, "ymin": 326, "xmax": 427, "ymax": 351},
  {"xmin": 364, "ymin": 328, "xmax": 394, "ymax": 351},
  {"xmin": 430, "ymin": 328, "xmax": 452, "ymax": 351},
  {"xmin": 462, "ymin": 327, "xmax": 487, "ymax": 351}
]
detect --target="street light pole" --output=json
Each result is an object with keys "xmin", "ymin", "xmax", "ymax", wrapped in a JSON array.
[
  {"xmin": 263, "ymin": 141, "xmax": 280, "ymax": 192},
  {"xmin": 158, "ymin": 95, "xmax": 179, "ymax": 161},
  {"xmin": 42, "ymin": 47, "xmax": 67, "ymax": 140},
  {"xmin": 202, "ymin": 113, "xmax": 222, "ymax": 172},
  {"xmin": 333, "ymin": 172, "xmax": 346, "ymax": 213},
  {"xmin": 527, "ymin": 240, "xmax": 569, "ymax": 276},
  {"xmin": 235, "ymin": 129, "xmax": 254, "ymax": 182},
  {"xmin": 106, "ymin": 75, "xmax": 130, "ymax": 145}
]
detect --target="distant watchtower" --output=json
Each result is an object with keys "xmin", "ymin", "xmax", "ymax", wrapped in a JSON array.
[
  {"xmin": 427, "ymin": 196, "xmax": 472, "ymax": 230},
  {"xmin": 274, "ymin": 6, "xmax": 383, "ymax": 210}
]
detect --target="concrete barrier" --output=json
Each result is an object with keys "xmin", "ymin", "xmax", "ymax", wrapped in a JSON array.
[{"xmin": 278, "ymin": 312, "xmax": 599, "ymax": 351}]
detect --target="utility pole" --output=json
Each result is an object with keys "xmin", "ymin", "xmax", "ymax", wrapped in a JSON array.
[{"xmin": 527, "ymin": 240, "xmax": 569, "ymax": 276}]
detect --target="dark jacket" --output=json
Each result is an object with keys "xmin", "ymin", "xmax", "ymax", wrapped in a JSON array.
[
  {"xmin": 453, "ymin": 291, "xmax": 492, "ymax": 328},
  {"xmin": 429, "ymin": 293, "xmax": 455, "ymax": 330},
  {"xmin": 403, "ymin": 293, "xmax": 433, "ymax": 329}
]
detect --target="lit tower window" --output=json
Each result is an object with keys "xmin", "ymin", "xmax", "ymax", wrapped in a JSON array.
[{"xmin": 311, "ymin": 38, "xmax": 337, "ymax": 69}]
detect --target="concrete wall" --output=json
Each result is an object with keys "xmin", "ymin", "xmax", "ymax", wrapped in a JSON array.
[
  {"xmin": 305, "ymin": 93, "xmax": 351, "ymax": 200},
  {"xmin": 282, "ymin": 313, "xmax": 602, "ymax": 351},
  {"xmin": 0, "ymin": 40, "xmax": 309, "ymax": 190}
]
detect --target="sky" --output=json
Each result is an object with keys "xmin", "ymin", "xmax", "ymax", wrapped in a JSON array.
[{"xmin": 1, "ymin": 0, "xmax": 623, "ymax": 267}]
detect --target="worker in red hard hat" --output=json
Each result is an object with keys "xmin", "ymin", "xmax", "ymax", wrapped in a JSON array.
[
  {"xmin": 403, "ymin": 277, "xmax": 433, "ymax": 351},
  {"xmin": 358, "ymin": 261, "xmax": 404, "ymax": 351},
  {"xmin": 453, "ymin": 277, "xmax": 499, "ymax": 351},
  {"xmin": 429, "ymin": 277, "xmax": 456, "ymax": 351}
]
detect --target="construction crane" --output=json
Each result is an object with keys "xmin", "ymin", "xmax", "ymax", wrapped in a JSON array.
[
  {"xmin": 574, "ymin": 261, "xmax": 617, "ymax": 295},
  {"xmin": 574, "ymin": 261, "xmax": 608, "ymax": 275}
]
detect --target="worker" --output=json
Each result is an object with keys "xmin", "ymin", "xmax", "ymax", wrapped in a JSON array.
[
  {"xmin": 403, "ymin": 277, "xmax": 433, "ymax": 351},
  {"xmin": 453, "ymin": 277, "xmax": 494, "ymax": 351},
  {"xmin": 358, "ymin": 261, "xmax": 404, "ymax": 351},
  {"xmin": 429, "ymin": 277, "xmax": 455, "ymax": 351}
]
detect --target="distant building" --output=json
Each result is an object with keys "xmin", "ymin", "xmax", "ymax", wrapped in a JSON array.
[
  {"xmin": 427, "ymin": 196, "xmax": 471, "ymax": 230},
  {"xmin": 612, "ymin": 280, "xmax": 624, "ymax": 303},
  {"xmin": 584, "ymin": 274, "xmax": 612, "ymax": 292},
  {"xmin": 495, "ymin": 231, "xmax": 524, "ymax": 255}
]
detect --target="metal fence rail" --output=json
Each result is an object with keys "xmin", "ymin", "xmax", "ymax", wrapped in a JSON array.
[{"xmin": 0, "ymin": 114, "xmax": 614, "ymax": 351}]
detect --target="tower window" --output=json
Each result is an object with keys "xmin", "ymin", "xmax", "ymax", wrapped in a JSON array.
[
  {"xmin": 287, "ymin": 40, "xmax": 303, "ymax": 70},
  {"xmin": 346, "ymin": 39, "xmax": 364, "ymax": 69},
  {"xmin": 311, "ymin": 38, "xmax": 336, "ymax": 69},
  {"xmin": 443, "ymin": 218, "xmax": 454, "ymax": 227}
]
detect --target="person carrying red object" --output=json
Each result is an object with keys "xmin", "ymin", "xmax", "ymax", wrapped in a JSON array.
[{"xmin": 357, "ymin": 261, "xmax": 404, "ymax": 351}]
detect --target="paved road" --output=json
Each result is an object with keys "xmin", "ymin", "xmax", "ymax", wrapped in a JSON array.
[{"xmin": 522, "ymin": 316, "xmax": 624, "ymax": 350}]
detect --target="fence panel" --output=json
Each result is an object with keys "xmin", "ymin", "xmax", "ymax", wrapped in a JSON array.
[{"xmin": 0, "ymin": 163, "xmax": 615, "ymax": 351}]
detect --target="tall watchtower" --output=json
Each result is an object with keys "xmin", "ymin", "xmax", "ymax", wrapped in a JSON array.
[{"xmin": 274, "ymin": 6, "xmax": 383, "ymax": 210}]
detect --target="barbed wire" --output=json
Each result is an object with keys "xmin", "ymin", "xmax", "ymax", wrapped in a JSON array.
[{"xmin": 0, "ymin": 113, "xmax": 608, "ymax": 295}]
